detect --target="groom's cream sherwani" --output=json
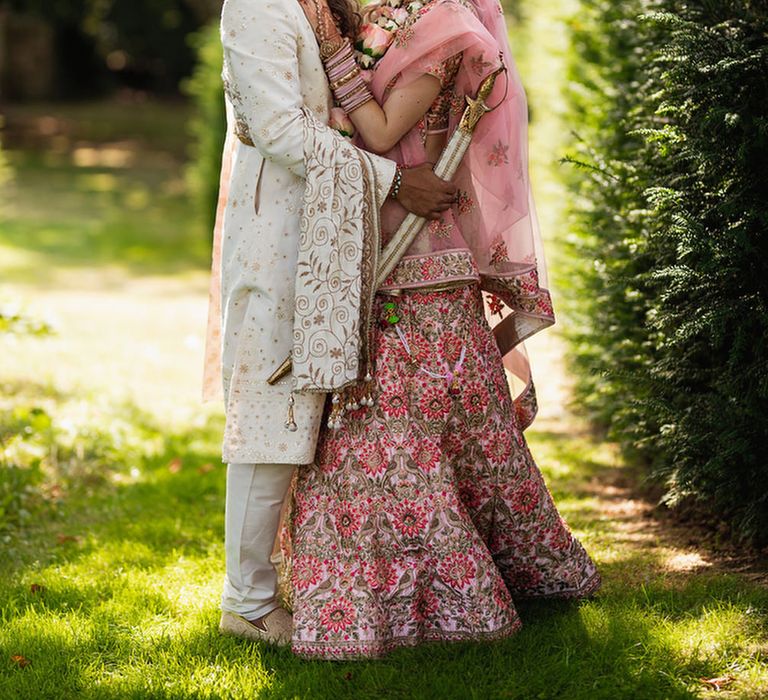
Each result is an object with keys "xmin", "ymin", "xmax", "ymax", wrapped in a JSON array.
[{"xmin": 214, "ymin": 0, "xmax": 396, "ymax": 465}]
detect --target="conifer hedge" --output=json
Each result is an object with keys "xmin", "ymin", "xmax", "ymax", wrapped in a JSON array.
[{"xmin": 565, "ymin": 0, "xmax": 768, "ymax": 541}]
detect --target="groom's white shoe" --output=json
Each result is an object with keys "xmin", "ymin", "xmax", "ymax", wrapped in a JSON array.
[{"xmin": 219, "ymin": 609, "xmax": 292, "ymax": 647}]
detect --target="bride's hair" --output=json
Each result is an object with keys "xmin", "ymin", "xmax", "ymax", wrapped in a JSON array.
[{"xmin": 327, "ymin": 0, "xmax": 361, "ymax": 38}]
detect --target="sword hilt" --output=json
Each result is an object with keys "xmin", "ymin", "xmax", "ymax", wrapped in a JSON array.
[{"xmin": 459, "ymin": 65, "xmax": 506, "ymax": 134}]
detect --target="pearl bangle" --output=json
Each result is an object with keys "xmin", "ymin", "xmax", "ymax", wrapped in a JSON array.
[{"xmin": 389, "ymin": 165, "xmax": 403, "ymax": 200}]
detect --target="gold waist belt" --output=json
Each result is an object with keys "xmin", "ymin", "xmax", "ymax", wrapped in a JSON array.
[{"xmin": 379, "ymin": 279, "xmax": 477, "ymax": 296}]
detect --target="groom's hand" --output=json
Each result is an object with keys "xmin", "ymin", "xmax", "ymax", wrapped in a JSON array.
[{"xmin": 397, "ymin": 164, "xmax": 457, "ymax": 220}]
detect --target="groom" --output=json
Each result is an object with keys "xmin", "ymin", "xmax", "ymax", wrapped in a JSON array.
[{"xmin": 211, "ymin": 0, "xmax": 456, "ymax": 646}]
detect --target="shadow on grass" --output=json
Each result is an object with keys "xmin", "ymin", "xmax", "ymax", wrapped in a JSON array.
[{"xmin": 3, "ymin": 582, "xmax": 744, "ymax": 700}]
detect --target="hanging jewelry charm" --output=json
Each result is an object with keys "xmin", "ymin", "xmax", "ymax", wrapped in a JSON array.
[
  {"xmin": 284, "ymin": 391, "xmax": 298, "ymax": 432},
  {"xmin": 327, "ymin": 391, "xmax": 344, "ymax": 430},
  {"xmin": 361, "ymin": 372, "xmax": 375, "ymax": 407}
]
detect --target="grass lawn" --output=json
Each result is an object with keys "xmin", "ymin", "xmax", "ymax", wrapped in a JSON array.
[{"xmin": 1, "ymin": 1, "xmax": 767, "ymax": 698}]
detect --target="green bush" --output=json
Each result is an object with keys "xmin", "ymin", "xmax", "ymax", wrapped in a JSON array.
[
  {"xmin": 0, "ymin": 396, "xmax": 168, "ymax": 533},
  {"xmin": 184, "ymin": 22, "xmax": 226, "ymax": 236},
  {"xmin": 565, "ymin": 0, "xmax": 768, "ymax": 541}
]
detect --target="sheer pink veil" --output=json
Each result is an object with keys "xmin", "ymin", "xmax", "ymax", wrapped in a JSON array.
[{"xmin": 369, "ymin": 0, "xmax": 555, "ymax": 428}]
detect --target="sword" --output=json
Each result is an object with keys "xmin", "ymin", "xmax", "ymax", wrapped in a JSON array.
[{"xmin": 268, "ymin": 65, "xmax": 506, "ymax": 386}]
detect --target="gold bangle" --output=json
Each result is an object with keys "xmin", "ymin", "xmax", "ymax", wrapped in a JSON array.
[
  {"xmin": 330, "ymin": 67, "xmax": 360, "ymax": 91},
  {"xmin": 320, "ymin": 37, "xmax": 346, "ymax": 60},
  {"xmin": 343, "ymin": 83, "xmax": 368, "ymax": 99}
]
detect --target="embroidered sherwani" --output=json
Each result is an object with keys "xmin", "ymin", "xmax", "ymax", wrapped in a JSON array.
[{"xmin": 213, "ymin": 0, "xmax": 396, "ymax": 464}]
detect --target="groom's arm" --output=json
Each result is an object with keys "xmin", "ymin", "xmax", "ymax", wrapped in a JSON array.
[{"xmin": 221, "ymin": 0, "xmax": 318, "ymax": 179}]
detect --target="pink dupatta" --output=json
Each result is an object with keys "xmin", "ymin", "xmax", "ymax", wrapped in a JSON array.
[{"xmin": 368, "ymin": 0, "xmax": 554, "ymax": 428}]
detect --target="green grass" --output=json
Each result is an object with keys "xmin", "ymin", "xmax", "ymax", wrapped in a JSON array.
[
  {"xmin": 2, "ymin": 421, "xmax": 767, "ymax": 699},
  {"xmin": 1, "ymin": 1, "xmax": 767, "ymax": 697}
]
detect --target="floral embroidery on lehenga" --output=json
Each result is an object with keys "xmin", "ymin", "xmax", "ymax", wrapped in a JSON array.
[
  {"xmin": 481, "ymin": 268, "xmax": 555, "ymax": 321},
  {"xmin": 288, "ymin": 285, "xmax": 601, "ymax": 660},
  {"xmin": 380, "ymin": 249, "xmax": 479, "ymax": 289}
]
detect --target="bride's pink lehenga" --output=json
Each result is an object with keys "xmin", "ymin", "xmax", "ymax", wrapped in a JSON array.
[
  {"xmin": 286, "ymin": 0, "xmax": 600, "ymax": 659},
  {"xmin": 288, "ymin": 285, "xmax": 600, "ymax": 659}
]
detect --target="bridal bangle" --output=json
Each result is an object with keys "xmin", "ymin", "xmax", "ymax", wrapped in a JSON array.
[
  {"xmin": 324, "ymin": 39, "xmax": 374, "ymax": 113},
  {"xmin": 389, "ymin": 165, "xmax": 403, "ymax": 200}
]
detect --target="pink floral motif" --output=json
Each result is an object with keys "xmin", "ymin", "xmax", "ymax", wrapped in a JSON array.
[
  {"xmin": 319, "ymin": 598, "xmax": 356, "ymax": 633},
  {"xmin": 490, "ymin": 239, "xmax": 510, "ymax": 267},
  {"xmin": 470, "ymin": 52, "xmax": 493, "ymax": 76},
  {"xmin": 392, "ymin": 499, "xmax": 428, "ymax": 537},
  {"xmin": 492, "ymin": 576, "xmax": 511, "ymax": 609},
  {"xmin": 486, "ymin": 294, "xmax": 505, "ymax": 318},
  {"xmin": 440, "ymin": 332, "xmax": 464, "ymax": 364},
  {"xmin": 412, "ymin": 586, "xmax": 439, "ymax": 621},
  {"xmin": 544, "ymin": 524, "xmax": 572, "ymax": 551},
  {"xmin": 364, "ymin": 557, "xmax": 400, "ymax": 592},
  {"xmin": 455, "ymin": 190, "xmax": 476, "ymax": 215},
  {"xmin": 461, "ymin": 381, "xmax": 490, "ymax": 415},
  {"xmin": 358, "ymin": 440, "xmax": 388, "ymax": 476},
  {"xmin": 333, "ymin": 502, "xmax": 362, "ymax": 537},
  {"xmin": 413, "ymin": 440, "xmax": 441, "ymax": 472},
  {"xmin": 419, "ymin": 384, "xmax": 452, "ymax": 420},
  {"xmin": 292, "ymin": 555, "xmax": 323, "ymax": 591},
  {"xmin": 511, "ymin": 479, "xmax": 540, "ymax": 515},
  {"xmin": 488, "ymin": 140, "xmax": 509, "ymax": 167},
  {"xmin": 428, "ymin": 220, "xmax": 453, "ymax": 239},
  {"xmin": 449, "ymin": 91, "xmax": 465, "ymax": 116},
  {"xmin": 437, "ymin": 551, "xmax": 476, "ymax": 589},
  {"xmin": 485, "ymin": 430, "xmax": 513, "ymax": 464},
  {"xmin": 419, "ymin": 256, "xmax": 445, "ymax": 281},
  {"xmin": 379, "ymin": 387, "xmax": 408, "ymax": 418}
]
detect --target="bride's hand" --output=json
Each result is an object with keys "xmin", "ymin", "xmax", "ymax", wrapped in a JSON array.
[{"xmin": 297, "ymin": 0, "xmax": 343, "ymax": 47}]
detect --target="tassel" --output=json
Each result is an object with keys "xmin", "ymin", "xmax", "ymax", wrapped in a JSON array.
[
  {"xmin": 326, "ymin": 373, "xmax": 377, "ymax": 430},
  {"xmin": 327, "ymin": 391, "xmax": 344, "ymax": 429}
]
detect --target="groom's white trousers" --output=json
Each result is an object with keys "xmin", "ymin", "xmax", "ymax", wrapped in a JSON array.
[{"xmin": 221, "ymin": 462, "xmax": 295, "ymax": 619}]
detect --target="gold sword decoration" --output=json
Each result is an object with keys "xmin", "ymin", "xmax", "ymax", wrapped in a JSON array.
[{"xmin": 268, "ymin": 65, "xmax": 506, "ymax": 386}]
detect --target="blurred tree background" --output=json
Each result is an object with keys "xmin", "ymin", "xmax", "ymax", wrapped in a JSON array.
[{"xmin": 0, "ymin": 0, "xmax": 221, "ymax": 98}]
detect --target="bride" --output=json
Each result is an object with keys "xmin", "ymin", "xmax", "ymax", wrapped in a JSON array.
[{"xmin": 287, "ymin": 0, "xmax": 600, "ymax": 659}]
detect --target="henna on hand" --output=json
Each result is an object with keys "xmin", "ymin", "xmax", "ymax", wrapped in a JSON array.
[{"xmin": 298, "ymin": 0, "xmax": 344, "ymax": 56}]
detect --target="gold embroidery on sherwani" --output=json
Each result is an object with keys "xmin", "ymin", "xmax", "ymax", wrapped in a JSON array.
[{"xmin": 292, "ymin": 109, "xmax": 384, "ymax": 392}]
